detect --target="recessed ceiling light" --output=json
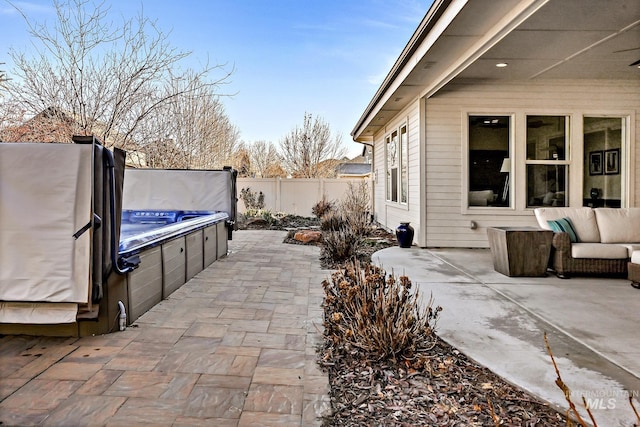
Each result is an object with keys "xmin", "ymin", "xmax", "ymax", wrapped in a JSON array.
[{"xmin": 496, "ymin": 62, "xmax": 508, "ymax": 68}]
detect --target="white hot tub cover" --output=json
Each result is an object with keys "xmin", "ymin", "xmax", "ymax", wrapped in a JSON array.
[
  {"xmin": 0, "ymin": 143, "xmax": 93, "ymax": 322},
  {"xmin": 122, "ymin": 168, "xmax": 236, "ymax": 216}
]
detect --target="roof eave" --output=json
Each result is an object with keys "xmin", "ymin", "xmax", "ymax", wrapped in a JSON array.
[{"xmin": 351, "ymin": 0, "xmax": 454, "ymax": 141}]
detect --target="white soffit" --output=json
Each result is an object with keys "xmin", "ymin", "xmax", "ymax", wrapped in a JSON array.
[
  {"xmin": 353, "ymin": 0, "xmax": 640, "ymax": 139},
  {"xmin": 421, "ymin": 0, "xmax": 551, "ymax": 98}
]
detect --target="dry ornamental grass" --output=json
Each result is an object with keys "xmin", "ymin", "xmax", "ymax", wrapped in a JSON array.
[{"xmin": 318, "ymin": 260, "xmax": 569, "ymax": 427}]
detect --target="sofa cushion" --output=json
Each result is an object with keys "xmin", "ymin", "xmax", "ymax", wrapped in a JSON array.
[
  {"xmin": 572, "ymin": 243, "xmax": 629, "ymax": 259},
  {"xmin": 631, "ymin": 251, "xmax": 640, "ymax": 264},
  {"xmin": 534, "ymin": 207, "xmax": 600, "ymax": 243},
  {"xmin": 547, "ymin": 217, "xmax": 578, "ymax": 242},
  {"xmin": 620, "ymin": 244, "xmax": 640, "ymax": 258},
  {"xmin": 594, "ymin": 208, "xmax": 640, "ymax": 243}
]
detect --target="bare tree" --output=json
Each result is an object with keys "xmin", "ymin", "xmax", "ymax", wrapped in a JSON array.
[
  {"xmin": 139, "ymin": 137, "xmax": 186, "ymax": 169},
  {"xmin": 138, "ymin": 72, "xmax": 239, "ymax": 169},
  {"xmin": 227, "ymin": 142, "xmax": 251, "ymax": 176},
  {"xmin": 248, "ymin": 140, "xmax": 283, "ymax": 177},
  {"xmin": 0, "ymin": 63, "xmax": 8, "ymax": 85},
  {"xmin": 2, "ymin": 0, "xmax": 232, "ymax": 156},
  {"xmin": 263, "ymin": 163, "xmax": 288, "ymax": 178},
  {"xmin": 279, "ymin": 112, "xmax": 347, "ymax": 178}
]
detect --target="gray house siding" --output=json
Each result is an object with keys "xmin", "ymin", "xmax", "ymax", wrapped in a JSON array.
[
  {"xmin": 422, "ymin": 78, "xmax": 639, "ymax": 248},
  {"xmin": 371, "ymin": 100, "xmax": 423, "ymax": 244}
]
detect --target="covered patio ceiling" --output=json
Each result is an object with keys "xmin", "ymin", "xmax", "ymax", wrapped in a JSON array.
[{"xmin": 352, "ymin": 0, "xmax": 640, "ymax": 141}]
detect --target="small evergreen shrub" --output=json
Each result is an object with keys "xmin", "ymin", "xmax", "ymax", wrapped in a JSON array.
[
  {"xmin": 244, "ymin": 208, "xmax": 278, "ymax": 226},
  {"xmin": 240, "ymin": 187, "xmax": 265, "ymax": 210}
]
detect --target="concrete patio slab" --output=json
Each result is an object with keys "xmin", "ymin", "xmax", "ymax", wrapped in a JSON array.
[{"xmin": 374, "ymin": 246, "xmax": 640, "ymax": 426}]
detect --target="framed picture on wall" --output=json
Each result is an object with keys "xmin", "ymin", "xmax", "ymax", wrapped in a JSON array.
[
  {"xmin": 589, "ymin": 151, "xmax": 603, "ymax": 175},
  {"xmin": 605, "ymin": 148, "xmax": 620, "ymax": 175}
]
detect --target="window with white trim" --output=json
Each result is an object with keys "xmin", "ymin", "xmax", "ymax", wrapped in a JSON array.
[
  {"xmin": 400, "ymin": 125, "xmax": 408, "ymax": 203},
  {"xmin": 385, "ymin": 124, "xmax": 408, "ymax": 203},
  {"xmin": 583, "ymin": 116, "xmax": 623, "ymax": 208},
  {"xmin": 468, "ymin": 115, "xmax": 511, "ymax": 207},
  {"xmin": 525, "ymin": 115, "xmax": 569, "ymax": 208}
]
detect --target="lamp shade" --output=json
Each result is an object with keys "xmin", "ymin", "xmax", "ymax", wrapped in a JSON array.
[{"xmin": 500, "ymin": 158, "xmax": 510, "ymax": 173}]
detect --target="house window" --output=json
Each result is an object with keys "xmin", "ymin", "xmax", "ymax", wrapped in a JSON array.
[
  {"xmin": 583, "ymin": 117, "xmax": 623, "ymax": 208},
  {"xmin": 385, "ymin": 124, "xmax": 408, "ymax": 203},
  {"xmin": 526, "ymin": 116, "xmax": 569, "ymax": 208},
  {"xmin": 468, "ymin": 115, "xmax": 511, "ymax": 207},
  {"xmin": 400, "ymin": 125, "xmax": 408, "ymax": 203}
]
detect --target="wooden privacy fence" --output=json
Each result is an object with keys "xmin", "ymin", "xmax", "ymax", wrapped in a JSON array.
[{"xmin": 237, "ymin": 177, "xmax": 371, "ymax": 216}]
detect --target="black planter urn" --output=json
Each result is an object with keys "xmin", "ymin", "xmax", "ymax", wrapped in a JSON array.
[{"xmin": 396, "ymin": 222, "xmax": 414, "ymax": 248}]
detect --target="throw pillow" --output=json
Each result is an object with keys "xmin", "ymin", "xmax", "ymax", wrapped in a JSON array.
[{"xmin": 547, "ymin": 217, "xmax": 579, "ymax": 243}]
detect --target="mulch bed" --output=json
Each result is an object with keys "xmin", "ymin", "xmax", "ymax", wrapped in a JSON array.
[
  {"xmin": 319, "ymin": 338, "xmax": 566, "ymax": 426},
  {"xmin": 239, "ymin": 214, "xmax": 322, "ymax": 230},
  {"xmin": 239, "ymin": 214, "xmax": 570, "ymax": 426}
]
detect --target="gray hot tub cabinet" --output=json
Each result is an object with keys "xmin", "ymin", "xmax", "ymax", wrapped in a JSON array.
[
  {"xmin": 87, "ymin": 213, "xmax": 230, "ymax": 332},
  {"xmin": 0, "ymin": 140, "xmax": 237, "ymax": 337}
]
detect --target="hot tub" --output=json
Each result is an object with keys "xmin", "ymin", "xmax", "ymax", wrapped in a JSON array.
[
  {"xmin": 118, "ymin": 209, "xmax": 229, "ymax": 323},
  {"xmin": 0, "ymin": 139, "xmax": 238, "ymax": 337}
]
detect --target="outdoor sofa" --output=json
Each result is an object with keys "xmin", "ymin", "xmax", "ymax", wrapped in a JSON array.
[{"xmin": 534, "ymin": 207, "xmax": 640, "ymax": 278}]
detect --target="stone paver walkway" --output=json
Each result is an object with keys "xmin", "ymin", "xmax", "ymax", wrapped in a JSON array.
[{"xmin": 0, "ymin": 230, "xmax": 331, "ymax": 426}]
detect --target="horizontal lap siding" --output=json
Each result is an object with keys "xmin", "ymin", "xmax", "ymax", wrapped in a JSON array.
[
  {"xmin": 406, "ymin": 103, "xmax": 422, "ymax": 240},
  {"xmin": 373, "ymin": 135, "xmax": 387, "ymax": 226},
  {"xmin": 372, "ymin": 100, "xmax": 422, "ymax": 241},
  {"xmin": 426, "ymin": 101, "xmax": 469, "ymax": 247},
  {"xmin": 425, "ymin": 79, "xmax": 640, "ymax": 248}
]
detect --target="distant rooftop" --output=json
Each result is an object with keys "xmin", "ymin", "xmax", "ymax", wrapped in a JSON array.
[{"xmin": 336, "ymin": 163, "xmax": 372, "ymax": 176}]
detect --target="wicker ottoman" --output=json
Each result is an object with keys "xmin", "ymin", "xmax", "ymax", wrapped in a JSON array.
[{"xmin": 629, "ymin": 251, "xmax": 640, "ymax": 289}]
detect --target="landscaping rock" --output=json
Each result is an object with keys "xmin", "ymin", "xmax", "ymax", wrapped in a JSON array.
[{"xmin": 294, "ymin": 230, "xmax": 322, "ymax": 244}]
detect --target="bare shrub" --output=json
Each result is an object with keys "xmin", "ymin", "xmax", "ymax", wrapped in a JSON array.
[
  {"xmin": 341, "ymin": 181, "xmax": 371, "ymax": 236},
  {"xmin": 545, "ymin": 332, "xmax": 640, "ymax": 426},
  {"xmin": 319, "ymin": 181, "xmax": 374, "ymax": 265},
  {"xmin": 321, "ymin": 225, "xmax": 364, "ymax": 263},
  {"xmin": 321, "ymin": 261, "xmax": 441, "ymax": 362},
  {"xmin": 320, "ymin": 210, "xmax": 345, "ymax": 232},
  {"xmin": 312, "ymin": 195, "xmax": 334, "ymax": 219},
  {"xmin": 244, "ymin": 209, "xmax": 277, "ymax": 226}
]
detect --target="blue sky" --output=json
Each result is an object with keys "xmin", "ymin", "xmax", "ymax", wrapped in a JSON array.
[{"xmin": 0, "ymin": 0, "xmax": 433, "ymax": 157}]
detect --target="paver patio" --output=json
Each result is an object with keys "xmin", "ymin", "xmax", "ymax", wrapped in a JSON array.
[{"xmin": 0, "ymin": 230, "xmax": 330, "ymax": 427}]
